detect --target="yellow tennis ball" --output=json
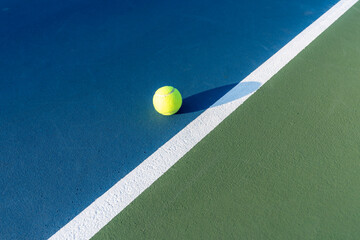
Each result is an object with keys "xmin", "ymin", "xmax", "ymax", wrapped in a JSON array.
[{"xmin": 153, "ymin": 86, "xmax": 182, "ymax": 115}]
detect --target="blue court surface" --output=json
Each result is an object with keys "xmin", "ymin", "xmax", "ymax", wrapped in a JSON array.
[{"xmin": 0, "ymin": 0, "xmax": 338, "ymax": 239}]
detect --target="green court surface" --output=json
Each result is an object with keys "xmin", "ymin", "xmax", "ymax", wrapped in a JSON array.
[{"xmin": 94, "ymin": 3, "xmax": 360, "ymax": 239}]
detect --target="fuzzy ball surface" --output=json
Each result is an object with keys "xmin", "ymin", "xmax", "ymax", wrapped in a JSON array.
[{"xmin": 153, "ymin": 86, "xmax": 182, "ymax": 115}]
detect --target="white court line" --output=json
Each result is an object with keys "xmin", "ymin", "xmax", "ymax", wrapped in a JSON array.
[{"xmin": 50, "ymin": 0, "xmax": 358, "ymax": 239}]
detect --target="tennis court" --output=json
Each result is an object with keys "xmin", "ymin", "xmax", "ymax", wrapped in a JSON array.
[
  {"xmin": 1, "ymin": 0, "xmax": 359, "ymax": 239},
  {"xmin": 94, "ymin": 2, "xmax": 360, "ymax": 238}
]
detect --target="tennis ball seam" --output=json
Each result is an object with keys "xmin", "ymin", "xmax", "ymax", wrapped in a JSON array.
[{"xmin": 156, "ymin": 87, "xmax": 175, "ymax": 97}]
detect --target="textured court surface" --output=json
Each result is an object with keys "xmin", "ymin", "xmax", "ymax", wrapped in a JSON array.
[
  {"xmin": 1, "ymin": 0, "xmax": 343, "ymax": 239},
  {"xmin": 93, "ymin": 2, "xmax": 360, "ymax": 239}
]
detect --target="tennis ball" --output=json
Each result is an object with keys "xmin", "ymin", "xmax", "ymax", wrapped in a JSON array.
[{"xmin": 153, "ymin": 86, "xmax": 182, "ymax": 115}]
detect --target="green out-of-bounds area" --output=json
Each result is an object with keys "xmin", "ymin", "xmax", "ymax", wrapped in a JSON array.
[{"xmin": 94, "ymin": 3, "xmax": 360, "ymax": 240}]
